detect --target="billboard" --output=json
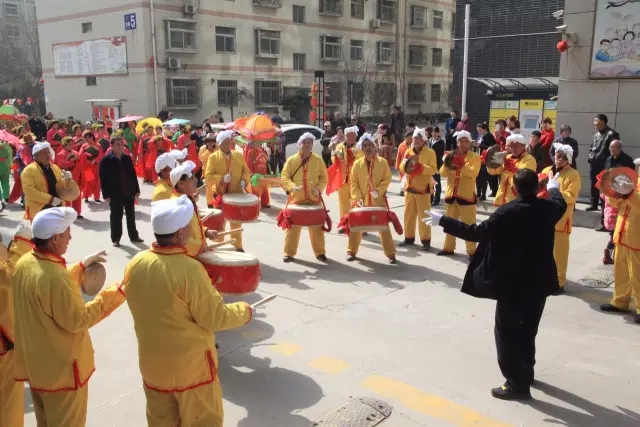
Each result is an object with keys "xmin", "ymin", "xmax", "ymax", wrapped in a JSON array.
[{"xmin": 52, "ymin": 37, "xmax": 128, "ymax": 77}]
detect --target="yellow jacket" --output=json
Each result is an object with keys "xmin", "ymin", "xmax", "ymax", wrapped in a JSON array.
[
  {"xmin": 170, "ymin": 193, "xmax": 207, "ymax": 256},
  {"xmin": 609, "ymin": 178, "xmax": 640, "ymax": 251},
  {"xmin": 205, "ymin": 150, "xmax": 251, "ymax": 195},
  {"xmin": 332, "ymin": 142, "xmax": 363, "ymax": 184},
  {"xmin": 439, "ymin": 151, "xmax": 481, "ymax": 204},
  {"xmin": 350, "ymin": 156, "xmax": 392, "ymax": 208},
  {"xmin": 152, "ymin": 179, "xmax": 173, "ymax": 202},
  {"xmin": 199, "ymin": 145, "xmax": 217, "ymax": 167},
  {"xmin": 399, "ymin": 146, "xmax": 437, "ymax": 194},
  {"xmin": 542, "ymin": 166, "xmax": 581, "ymax": 233},
  {"xmin": 12, "ymin": 251, "xmax": 125, "ymax": 391},
  {"xmin": 119, "ymin": 244, "xmax": 251, "ymax": 392},
  {"xmin": 21, "ymin": 161, "xmax": 64, "ymax": 221},
  {"xmin": 281, "ymin": 152, "xmax": 328, "ymax": 204},
  {"xmin": 0, "ymin": 237, "xmax": 32, "ymax": 356},
  {"xmin": 487, "ymin": 153, "xmax": 537, "ymax": 206}
]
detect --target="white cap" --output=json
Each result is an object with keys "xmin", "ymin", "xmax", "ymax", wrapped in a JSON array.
[
  {"xmin": 33, "ymin": 141, "xmax": 54, "ymax": 157},
  {"xmin": 552, "ymin": 143, "xmax": 574, "ymax": 164},
  {"xmin": 169, "ymin": 149, "xmax": 188, "ymax": 161},
  {"xmin": 506, "ymin": 133, "xmax": 527, "ymax": 145},
  {"xmin": 413, "ymin": 128, "xmax": 427, "ymax": 140},
  {"xmin": 297, "ymin": 132, "xmax": 315, "ymax": 147},
  {"xmin": 169, "ymin": 160, "xmax": 196, "ymax": 188},
  {"xmin": 216, "ymin": 130, "xmax": 234, "ymax": 144},
  {"xmin": 151, "ymin": 195, "xmax": 194, "ymax": 235},
  {"xmin": 344, "ymin": 126, "xmax": 359, "ymax": 136},
  {"xmin": 155, "ymin": 153, "xmax": 178, "ymax": 174},
  {"xmin": 32, "ymin": 207, "xmax": 77, "ymax": 239},
  {"xmin": 454, "ymin": 130, "xmax": 472, "ymax": 141},
  {"xmin": 359, "ymin": 132, "xmax": 374, "ymax": 146}
]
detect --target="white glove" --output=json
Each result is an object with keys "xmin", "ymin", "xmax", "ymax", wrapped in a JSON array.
[
  {"xmin": 14, "ymin": 222, "xmax": 32, "ymax": 240},
  {"xmin": 82, "ymin": 250, "xmax": 107, "ymax": 267},
  {"xmin": 293, "ymin": 185, "xmax": 303, "ymax": 192},
  {"xmin": 223, "ymin": 174, "xmax": 232, "ymax": 183},
  {"xmin": 634, "ymin": 158, "xmax": 640, "ymax": 166},
  {"xmin": 546, "ymin": 172, "xmax": 560, "ymax": 191},
  {"xmin": 240, "ymin": 179, "xmax": 246, "ymax": 189},
  {"xmin": 312, "ymin": 188, "xmax": 320, "ymax": 196},
  {"xmin": 491, "ymin": 152, "xmax": 508, "ymax": 165},
  {"xmin": 51, "ymin": 197, "xmax": 61, "ymax": 206},
  {"xmin": 370, "ymin": 189, "xmax": 379, "ymax": 198},
  {"xmin": 612, "ymin": 176, "xmax": 636, "ymax": 195},
  {"xmin": 62, "ymin": 170, "xmax": 73, "ymax": 180},
  {"xmin": 422, "ymin": 210, "xmax": 443, "ymax": 227},
  {"xmin": 356, "ymin": 199, "xmax": 364, "ymax": 207}
]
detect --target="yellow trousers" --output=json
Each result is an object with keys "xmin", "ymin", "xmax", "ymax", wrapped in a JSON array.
[
  {"xmin": 337, "ymin": 184, "xmax": 351, "ymax": 220},
  {"xmin": 404, "ymin": 192, "xmax": 431, "ymax": 241},
  {"xmin": 205, "ymin": 183, "xmax": 214, "ymax": 207},
  {"xmin": 611, "ymin": 245, "xmax": 640, "ymax": 313},
  {"xmin": 443, "ymin": 202, "xmax": 477, "ymax": 255},
  {"xmin": 284, "ymin": 226, "xmax": 326, "ymax": 257},
  {"xmin": 31, "ymin": 383, "xmax": 88, "ymax": 427},
  {"xmin": 144, "ymin": 381, "xmax": 223, "ymax": 427},
  {"xmin": 0, "ymin": 352, "xmax": 23, "ymax": 427},
  {"xmin": 553, "ymin": 231, "xmax": 570, "ymax": 288},
  {"xmin": 347, "ymin": 228, "xmax": 396, "ymax": 258},
  {"xmin": 218, "ymin": 221, "xmax": 243, "ymax": 250}
]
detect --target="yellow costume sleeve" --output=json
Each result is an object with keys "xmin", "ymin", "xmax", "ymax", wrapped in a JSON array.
[
  {"xmin": 560, "ymin": 173, "xmax": 581, "ymax": 204},
  {"xmin": 205, "ymin": 153, "xmax": 224, "ymax": 194},
  {"xmin": 280, "ymin": 156, "xmax": 298, "ymax": 193},
  {"xmin": 624, "ymin": 190, "xmax": 640, "ymax": 211},
  {"xmin": 520, "ymin": 155, "xmax": 537, "ymax": 173},
  {"xmin": 439, "ymin": 163, "xmax": 455, "ymax": 179},
  {"xmin": 459, "ymin": 153, "xmax": 481, "ymax": 180},
  {"xmin": 487, "ymin": 165, "xmax": 503, "ymax": 176},
  {"xmin": 607, "ymin": 197, "xmax": 623, "ymax": 209},
  {"xmin": 22, "ymin": 167, "xmax": 54, "ymax": 205},
  {"xmin": 8, "ymin": 238, "xmax": 33, "ymax": 270},
  {"xmin": 422, "ymin": 149, "xmax": 437, "ymax": 177},
  {"xmin": 350, "ymin": 163, "xmax": 364, "ymax": 202},
  {"xmin": 316, "ymin": 157, "xmax": 328, "ymax": 192},
  {"xmin": 375, "ymin": 159, "xmax": 392, "ymax": 194},
  {"xmin": 0, "ymin": 262, "xmax": 10, "ymax": 289}
]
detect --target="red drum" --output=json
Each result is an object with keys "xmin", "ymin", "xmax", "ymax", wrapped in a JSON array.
[
  {"xmin": 199, "ymin": 208, "xmax": 224, "ymax": 231},
  {"xmin": 349, "ymin": 207, "xmax": 389, "ymax": 233},
  {"xmin": 221, "ymin": 193, "xmax": 260, "ymax": 223},
  {"xmin": 198, "ymin": 250, "xmax": 261, "ymax": 294},
  {"xmin": 284, "ymin": 203, "xmax": 326, "ymax": 227}
]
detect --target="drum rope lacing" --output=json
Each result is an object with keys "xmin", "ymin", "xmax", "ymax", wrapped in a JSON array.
[{"xmin": 276, "ymin": 194, "xmax": 332, "ymax": 232}]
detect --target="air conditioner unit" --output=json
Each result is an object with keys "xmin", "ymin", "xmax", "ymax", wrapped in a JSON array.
[
  {"xmin": 370, "ymin": 19, "xmax": 381, "ymax": 29},
  {"xmin": 167, "ymin": 57, "xmax": 181, "ymax": 69},
  {"xmin": 184, "ymin": 4, "xmax": 197, "ymax": 14}
]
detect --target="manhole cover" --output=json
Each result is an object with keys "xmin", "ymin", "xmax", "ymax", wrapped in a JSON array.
[
  {"xmin": 309, "ymin": 397, "xmax": 392, "ymax": 427},
  {"xmin": 579, "ymin": 264, "xmax": 614, "ymax": 288}
]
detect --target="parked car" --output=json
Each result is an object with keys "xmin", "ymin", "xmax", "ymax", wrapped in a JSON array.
[{"xmin": 280, "ymin": 124, "xmax": 324, "ymax": 159}]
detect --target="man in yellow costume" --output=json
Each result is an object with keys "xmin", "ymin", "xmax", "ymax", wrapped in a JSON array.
[
  {"xmin": 600, "ymin": 170, "xmax": 640, "ymax": 324},
  {"xmin": 199, "ymin": 133, "xmax": 218, "ymax": 208},
  {"xmin": 399, "ymin": 128, "xmax": 437, "ymax": 250},
  {"xmin": 119, "ymin": 195, "xmax": 253, "ymax": 426},
  {"xmin": 332, "ymin": 126, "xmax": 362, "ymax": 233},
  {"xmin": 0, "ymin": 223, "xmax": 34, "ymax": 427},
  {"xmin": 170, "ymin": 161, "xmax": 219, "ymax": 256},
  {"xmin": 281, "ymin": 132, "xmax": 328, "ymax": 262},
  {"xmin": 205, "ymin": 130, "xmax": 251, "ymax": 252},
  {"xmin": 437, "ymin": 130, "xmax": 481, "ymax": 258},
  {"xmin": 22, "ymin": 141, "xmax": 70, "ymax": 221},
  {"xmin": 152, "ymin": 152, "xmax": 178, "ymax": 202},
  {"xmin": 347, "ymin": 134, "xmax": 396, "ymax": 264},
  {"xmin": 12, "ymin": 207, "xmax": 125, "ymax": 426},
  {"xmin": 488, "ymin": 133, "xmax": 536, "ymax": 206},
  {"xmin": 541, "ymin": 144, "xmax": 581, "ymax": 292}
]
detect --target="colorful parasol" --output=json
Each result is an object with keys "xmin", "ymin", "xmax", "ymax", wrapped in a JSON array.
[
  {"xmin": 0, "ymin": 129, "xmax": 22, "ymax": 146},
  {"xmin": 163, "ymin": 118, "xmax": 190, "ymax": 126},
  {"xmin": 135, "ymin": 117, "xmax": 163, "ymax": 134},
  {"xmin": 236, "ymin": 113, "xmax": 278, "ymax": 142},
  {"xmin": 116, "ymin": 115, "xmax": 144, "ymax": 123},
  {"xmin": 0, "ymin": 104, "xmax": 21, "ymax": 121}
]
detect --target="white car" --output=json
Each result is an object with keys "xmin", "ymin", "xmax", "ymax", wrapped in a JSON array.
[{"xmin": 280, "ymin": 124, "xmax": 324, "ymax": 159}]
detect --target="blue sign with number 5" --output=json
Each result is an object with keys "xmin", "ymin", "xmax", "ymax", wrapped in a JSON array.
[{"xmin": 124, "ymin": 13, "xmax": 136, "ymax": 30}]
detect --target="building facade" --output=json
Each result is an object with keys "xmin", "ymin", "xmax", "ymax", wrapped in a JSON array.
[
  {"xmin": 35, "ymin": 0, "xmax": 454, "ymax": 122},
  {"xmin": 450, "ymin": 0, "xmax": 563, "ymax": 137},
  {"xmin": 0, "ymin": 0, "xmax": 40, "ymax": 93}
]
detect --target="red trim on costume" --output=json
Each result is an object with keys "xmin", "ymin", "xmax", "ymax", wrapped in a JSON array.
[
  {"xmin": 18, "ymin": 360, "xmax": 95, "ymax": 393},
  {"xmin": 143, "ymin": 349, "xmax": 218, "ymax": 393},
  {"xmin": 150, "ymin": 243, "xmax": 188, "ymax": 255},
  {"xmin": 32, "ymin": 249, "xmax": 67, "ymax": 267},
  {"xmin": 13, "ymin": 236, "xmax": 35, "ymax": 247}
]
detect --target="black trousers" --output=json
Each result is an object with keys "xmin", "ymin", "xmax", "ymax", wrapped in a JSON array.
[
  {"xmin": 322, "ymin": 152, "xmax": 332, "ymax": 168},
  {"xmin": 431, "ymin": 173, "xmax": 442, "ymax": 204},
  {"xmin": 589, "ymin": 161, "xmax": 605, "ymax": 208},
  {"xmin": 494, "ymin": 298, "xmax": 546, "ymax": 392},
  {"xmin": 475, "ymin": 166, "xmax": 498, "ymax": 197},
  {"xmin": 109, "ymin": 195, "xmax": 140, "ymax": 243}
]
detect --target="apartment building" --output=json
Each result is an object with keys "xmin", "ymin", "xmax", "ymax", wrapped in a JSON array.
[
  {"xmin": 35, "ymin": 0, "xmax": 454, "ymax": 121},
  {"xmin": 0, "ymin": 0, "xmax": 39, "ymax": 77}
]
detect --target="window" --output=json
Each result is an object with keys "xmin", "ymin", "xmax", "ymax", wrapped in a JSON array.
[
  {"xmin": 350, "ymin": 40, "xmax": 364, "ymax": 60},
  {"xmin": 432, "ymin": 48, "xmax": 442, "ymax": 67},
  {"xmin": 254, "ymin": 29, "xmax": 280, "ymax": 55},
  {"xmin": 167, "ymin": 78, "xmax": 201, "ymax": 107},
  {"xmin": 410, "ymin": 5, "xmax": 426, "ymax": 27},
  {"xmin": 376, "ymin": 41, "xmax": 394, "ymax": 63},
  {"xmin": 255, "ymin": 81, "xmax": 281, "ymax": 105},
  {"xmin": 433, "ymin": 10, "xmax": 443, "ymax": 30},
  {"xmin": 81, "ymin": 22, "xmax": 92, "ymax": 33},
  {"xmin": 408, "ymin": 45, "xmax": 426, "ymax": 67},
  {"xmin": 351, "ymin": 0, "xmax": 364, "ymax": 19},
  {"xmin": 430, "ymin": 84, "xmax": 441, "ymax": 102},
  {"xmin": 451, "ymin": 12, "xmax": 455, "ymax": 35},
  {"xmin": 86, "ymin": 76, "xmax": 97, "ymax": 86},
  {"xmin": 326, "ymin": 82, "xmax": 343, "ymax": 105},
  {"xmin": 166, "ymin": 20, "xmax": 196, "ymax": 50},
  {"xmin": 293, "ymin": 5, "xmax": 305, "ymax": 23},
  {"xmin": 3, "ymin": 3, "xmax": 18, "ymax": 16},
  {"xmin": 377, "ymin": 0, "xmax": 396, "ymax": 22},
  {"xmin": 253, "ymin": 0, "xmax": 282, "ymax": 7},
  {"xmin": 293, "ymin": 53, "xmax": 306, "ymax": 70},
  {"xmin": 349, "ymin": 81, "xmax": 365, "ymax": 104},
  {"xmin": 215, "ymin": 27, "xmax": 235, "ymax": 53},
  {"xmin": 218, "ymin": 80, "xmax": 238, "ymax": 106},
  {"xmin": 320, "ymin": 0, "xmax": 343, "ymax": 15},
  {"xmin": 6, "ymin": 25, "xmax": 19, "ymax": 39},
  {"xmin": 408, "ymin": 83, "xmax": 425, "ymax": 103},
  {"xmin": 320, "ymin": 36, "xmax": 342, "ymax": 60}
]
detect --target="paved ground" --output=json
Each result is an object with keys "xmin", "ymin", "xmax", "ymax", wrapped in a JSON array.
[{"xmin": 1, "ymin": 174, "xmax": 639, "ymax": 427}]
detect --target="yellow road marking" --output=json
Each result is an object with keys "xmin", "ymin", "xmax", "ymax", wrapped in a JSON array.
[
  {"xmin": 268, "ymin": 342, "xmax": 303, "ymax": 356},
  {"xmin": 308, "ymin": 356, "xmax": 351, "ymax": 375},
  {"xmin": 361, "ymin": 375, "xmax": 513, "ymax": 427}
]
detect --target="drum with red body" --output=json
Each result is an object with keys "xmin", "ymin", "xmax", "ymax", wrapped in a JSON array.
[
  {"xmin": 199, "ymin": 208, "xmax": 224, "ymax": 231},
  {"xmin": 284, "ymin": 203, "xmax": 326, "ymax": 227},
  {"xmin": 348, "ymin": 206, "xmax": 389, "ymax": 232},
  {"xmin": 197, "ymin": 250, "xmax": 261, "ymax": 294},
  {"xmin": 221, "ymin": 193, "xmax": 260, "ymax": 223}
]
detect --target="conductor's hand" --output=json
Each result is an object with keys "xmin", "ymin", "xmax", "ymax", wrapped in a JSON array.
[
  {"xmin": 205, "ymin": 229, "xmax": 218, "ymax": 240},
  {"xmin": 546, "ymin": 172, "xmax": 560, "ymax": 191},
  {"xmin": 14, "ymin": 222, "xmax": 32, "ymax": 240},
  {"xmin": 422, "ymin": 210, "xmax": 443, "ymax": 227},
  {"xmin": 491, "ymin": 151, "xmax": 508, "ymax": 165},
  {"xmin": 83, "ymin": 250, "xmax": 107, "ymax": 267}
]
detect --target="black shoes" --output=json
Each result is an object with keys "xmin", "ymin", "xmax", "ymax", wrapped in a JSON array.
[
  {"xmin": 131, "ymin": 237, "xmax": 144, "ymax": 243},
  {"xmin": 346, "ymin": 253, "xmax": 356, "ymax": 262},
  {"xmin": 398, "ymin": 239, "xmax": 415, "ymax": 247},
  {"xmin": 436, "ymin": 250, "xmax": 454, "ymax": 256},
  {"xmin": 316, "ymin": 254, "xmax": 327, "ymax": 262},
  {"xmin": 283, "ymin": 256, "xmax": 293, "ymax": 263},
  {"xmin": 421, "ymin": 240, "xmax": 431, "ymax": 251},
  {"xmin": 236, "ymin": 248, "xmax": 245, "ymax": 253},
  {"xmin": 112, "ymin": 242, "xmax": 120, "ymax": 247},
  {"xmin": 585, "ymin": 206, "xmax": 599, "ymax": 212},
  {"xmin": 491, "ymin": 384, "xmax": 532, "ymax": 401},
  {"xmin": 388, "ymin": 257, "xmax": 397, "ymax": 264},
  {"xmin": 600, "ymin": 303, "xmax": 625, "ymax": 313}
]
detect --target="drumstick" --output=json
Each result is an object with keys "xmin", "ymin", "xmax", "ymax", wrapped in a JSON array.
[
  {"xmin": 251, "ymin": 295, "xmax": 277, "ymax": 309},
  {"xmin": 207, "ymin": 239, "xmax": 236, "ymax": 250},
  {"xmin": 195, "ymin": 184, "xmax": 206, "ymax": 195},
  {"xmin": 216, "ymin": 228, "xmax": 242, "ymax": 237}
]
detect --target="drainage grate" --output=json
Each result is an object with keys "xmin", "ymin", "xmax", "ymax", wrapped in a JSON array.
[
  {"xmin": 579, "ymin": 264, "xmax": 614, "ymax": 289},
  {"xmin": 309, "ymin": 397, "xmax": 393, "ymax": 427}
]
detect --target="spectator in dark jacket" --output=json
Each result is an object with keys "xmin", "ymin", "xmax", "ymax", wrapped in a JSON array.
[
  {"xmin": 550, "ymin": 124, "xmax": 579, "ymax": 169},
  {"xmin": 390, "ymin": 106, "xmax": 405, "ymax": 143},
  {"xmin": 331, "ymin": 112, "xmax": 347, "ymax": 132},
  {"xmin": 475, "ymin": 122, "xmax": 497, "ymax": 200},
  {"xmin": 587, "ymin": 114, "xmax": 619, "ymax": 211},
  {"xmin": 527, "ymin": 131, "xmax": 547, "ymax": 173},
  {"xmin": 430, "ymin": 126, "xmax": 446, "ymax": 205},
  {"xmin": 349, "ymin": 115, "xmax": 367, "ymax": 139},
  {"xmin": 445, "ymin": 110, "xmax": 461, "ymax": 151},
  {"xmin": 28, "ymin": 112, "xmax": 46, "ymax": 141}
]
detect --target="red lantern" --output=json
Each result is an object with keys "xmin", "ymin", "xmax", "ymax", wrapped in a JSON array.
[
  {"xmin": 310, "ymin": 111, "xmax": 317, "ymax": 122},
  {"xmin": 311, "ymin": 97, "xmax": 318, "ymax": 107},
  {"xmin": 557, "ymin": 40, "xmax": 569, "ymax": 53},
  {"xmin": 39, "ymin": 78, "xmax": 44, "ymax": 84}
]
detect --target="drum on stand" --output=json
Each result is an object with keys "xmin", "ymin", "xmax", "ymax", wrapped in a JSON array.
[
  {"xmin": 348, "ymin": 207, "xmax": 389, "ymax": 233},
  {"xmin": 198, "ymin": 250, "xmax": 261, "ymax": 294},
  {"xmin": 283, "ymin": 203, "xmax": 326, "ymax": 227},
  {"xmin": 221, "ymin": 193, "xmax": 260, "ymax": 223},
  {"xmin": 199, "ymin": 208, "xmax": 224, "ymax": 231}
]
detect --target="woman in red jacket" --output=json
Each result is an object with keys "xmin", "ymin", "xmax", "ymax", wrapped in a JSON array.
[
  {"xmin": 54, "ymin": 137, "xmax": 85, "ymax": 217},
  {"xmin": 539, "ymin": 117, "xmax": 555, "ymax": 150}
]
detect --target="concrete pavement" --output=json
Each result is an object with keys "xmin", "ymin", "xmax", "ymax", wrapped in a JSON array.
[{"xmin": 1, "ymin": 174, "xmax": 639, "ymax": 427}]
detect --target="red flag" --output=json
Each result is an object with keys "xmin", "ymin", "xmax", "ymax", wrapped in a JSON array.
[{"xmin": 325, "ymin": 160, "xmax": 343, "ymax": 196}]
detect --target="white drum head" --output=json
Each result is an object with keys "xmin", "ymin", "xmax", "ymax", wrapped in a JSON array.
[
  {"xmin": 199, "ymin": 208, "xmax": 222, "ymax": 218},
  {"xmin": 350, "ymin": 206, "xmax": 387, "ymax": 213},
  {"xmin": 198, "ymin": 249, "xmax": 259, "ymax": 266},
  {"xmin": 223, "ymin": 193, "xmax": 259, "ymax": 206},
  {"xmin": 287, "ymin": 203, "xmax": 324, "ymax": 211}
]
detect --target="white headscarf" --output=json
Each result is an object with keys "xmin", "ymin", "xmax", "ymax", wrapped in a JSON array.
[
  {"xmin": 169, "ymin": 149, "xmax": 188, "ymax": 162},
  {"xmin": 454, "ymin": 130, "xmax": 472, "ymax": 141},
  {"xmin": 33, "ymin": 141, "xmax": 55, "ymax": 157},
  {"xmin": 216, "ymin": 130, "xmax": 234, "ymax": 144},
  {"xmin": 151, "ymin": 195, "xmax": 194, "ymax": 235},
  {"xmin": 32, "ymin": 207, "xmax": 77, "ymax": 239},
  {"xmin": 297, "ymin": 132, "xmax": 315, "ymax": 147},
  {"xmin": 358, "ymin": 133, "xmax": 374, "ymax": 149},
  {"xmin": 169, "ymin": 160, "xmax": 196, "ymax": 188},
  {"xmin": 155, "ymin": 153, "xmax": 178, "ymax": 174},
  {"xmin": 552, "ymin": 143, "xmax": 574, "ymax": 164},
  {"xmin": 344, "ymin": 126, "xmax": 359, "ymax": 136},
  {"xmin": 413, "ymin": 128, "xmax": 427, "ymax": 140},
  {"xmin": 506, "ymin": 133, "xmax": 527, "ymax": 145}
]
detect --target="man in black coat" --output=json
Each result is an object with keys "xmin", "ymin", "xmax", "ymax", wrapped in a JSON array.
[
  {"xmin": 430, "ymin": 126, "xmax": 445, "ymax": 205},
  {"xmin": 423, "ymin": 168, "xmax": 567, "ymax": 401},
  {"xmin": 587, "ymin": 114, "xmax": 619, "ymax": 211},
  {"xmin": 28, "ymin": 112, "xmax": 46, "ymax": 141},
  {"xmin": 474, "ymin": 122, "xmax": 497, "ymax": 200},
  {"xmin": 99, "ymin": 137, "xmax": 143, "ymax": 247}
]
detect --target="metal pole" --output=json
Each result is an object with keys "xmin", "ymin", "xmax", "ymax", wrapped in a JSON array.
[
  {"xmin": 461, "ymin": 3, "xmax": 470, "ymax": 116},
  {"xmin": 149, "ymin": 0, "xmax": 159, "ymax": 114}
]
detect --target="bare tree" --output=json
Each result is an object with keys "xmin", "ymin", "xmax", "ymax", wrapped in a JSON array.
[
  {"xmin": 426, "ymin": 83, "xmax": 453, "ymax": 126},
  {"xmin": 366, "ymin": 82, "xmax": 396, "ymax": 117},
  {"xmin": 337, "ymin": 44, "xmax": 386, "ymax": 117},
  {"xmin": 0, "ymin": 17, "xmax": 42, "ymax": 99},
  {"xmin": 221, "ymin": 86, "xmax": 254, "ymax": 121}
]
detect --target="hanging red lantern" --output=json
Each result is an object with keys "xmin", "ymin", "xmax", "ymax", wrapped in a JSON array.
[
  {"xmin": 311, "ymin": 97, "xmax": 318, "ymax": 107},
  {"xmin": 39, "ymin": 78, "xmax": 44, "ymax": 84},
  {"xmin": 311, "ymin": 83, "xmax": 318, "ymax": 93},
  {"xmin": 557, "ymin": 40, "xmax": 569, "ymax": 53},
  {"xmin": 310, "ymin": 111, "xmax": 317, "ymax": 122}
]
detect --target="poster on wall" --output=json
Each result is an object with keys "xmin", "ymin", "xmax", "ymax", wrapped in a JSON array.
[
  {"xmin": 52, "ymin": 37, "xmax": 128, "ymax": 77},
  {"xmin": 590, "ymin": 0, "xmax": 640, "ymax": 78}
]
